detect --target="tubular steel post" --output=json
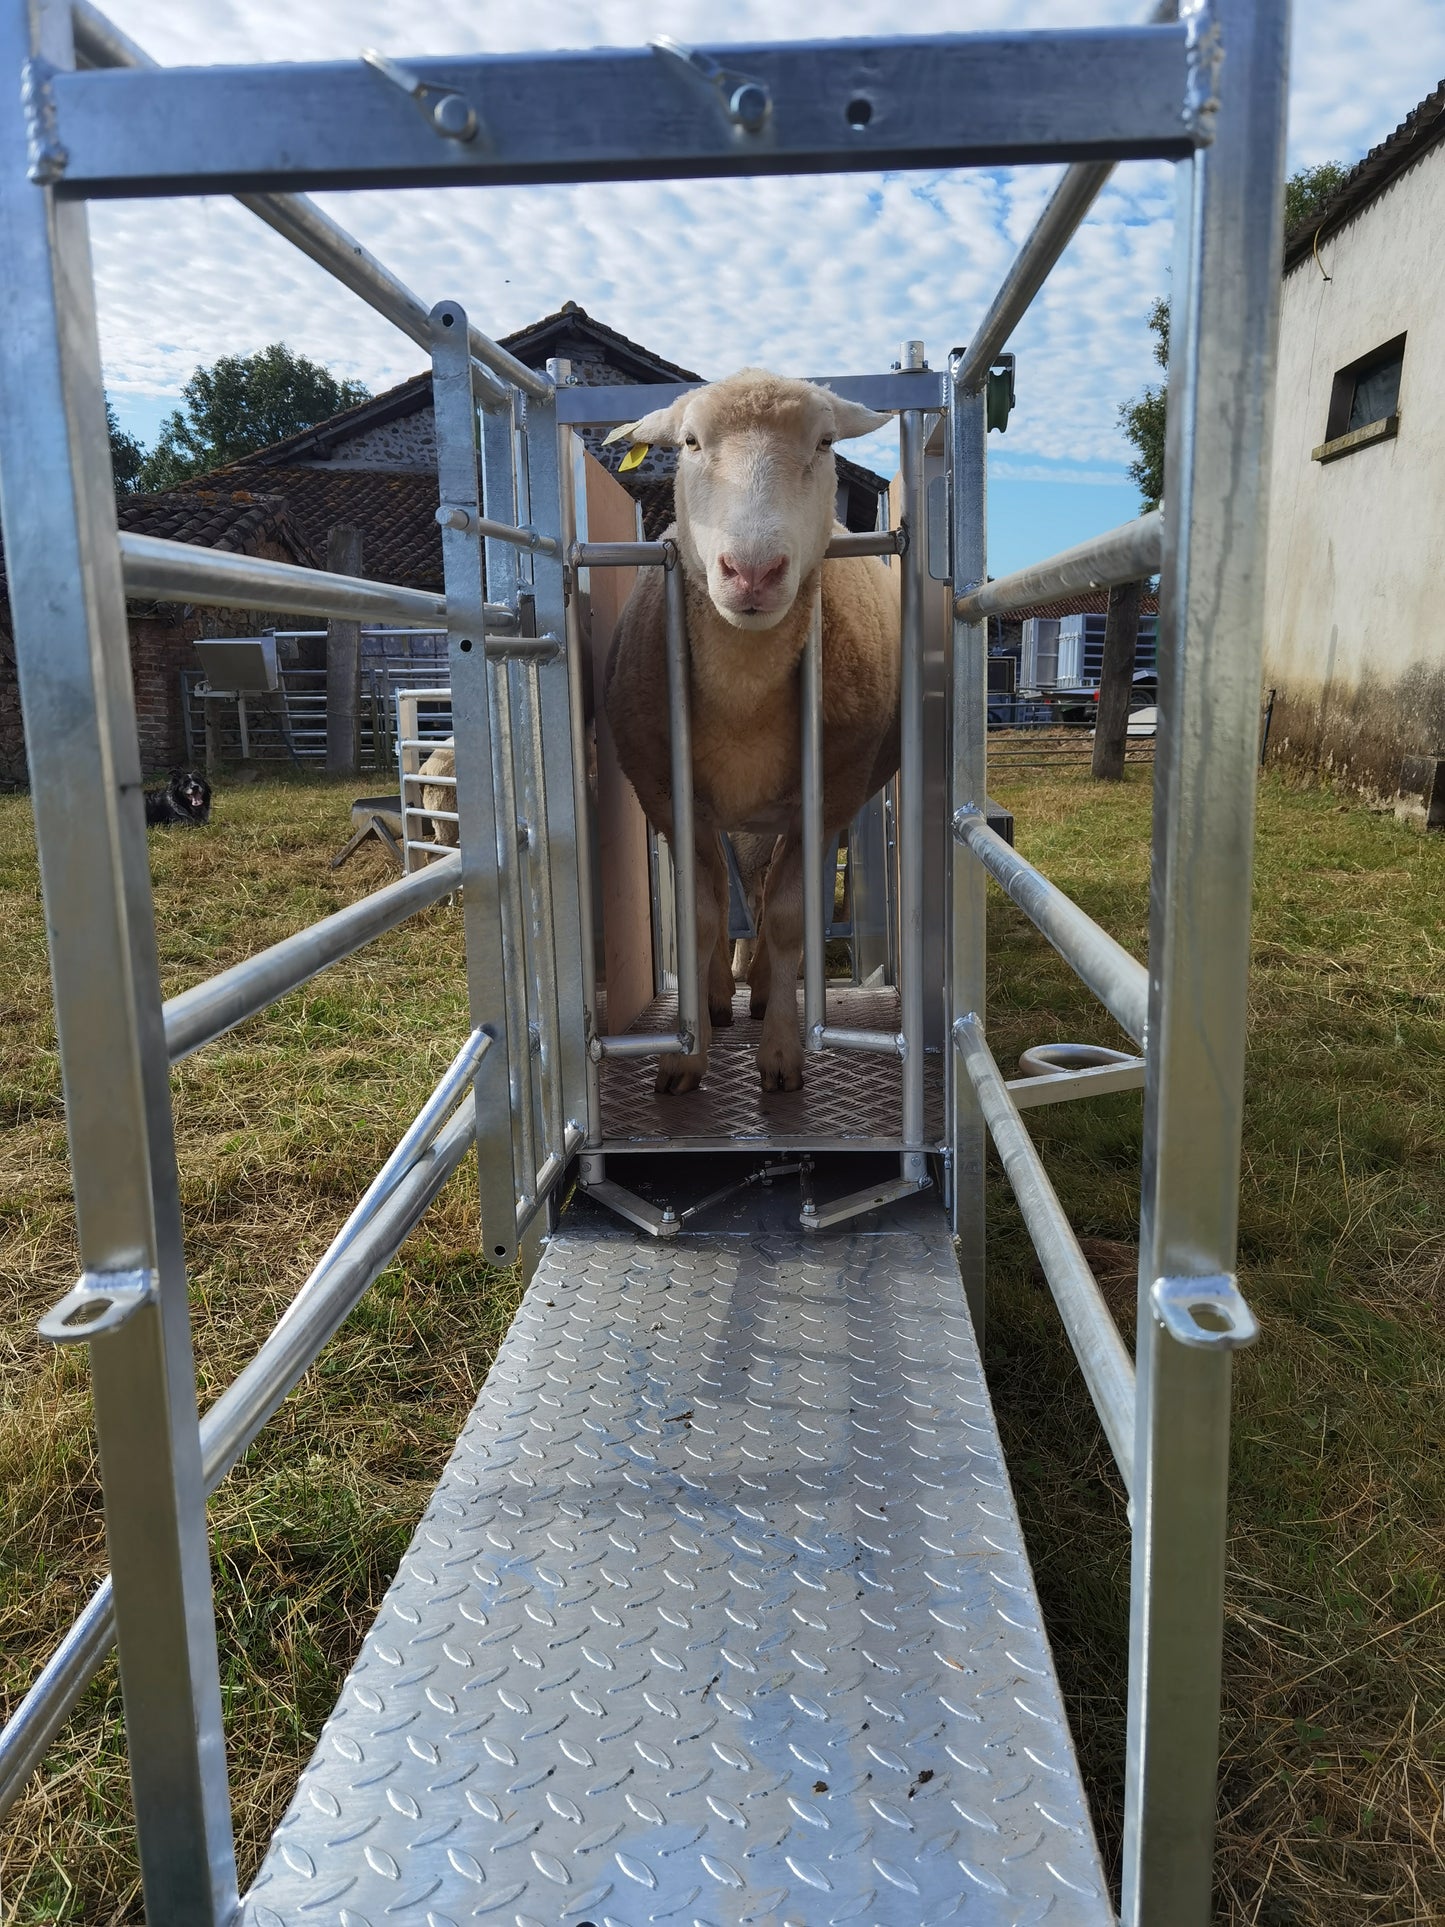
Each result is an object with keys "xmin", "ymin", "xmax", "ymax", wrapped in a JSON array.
[
  {"xmin": 949, "ymin": 367, "xmax": 989, "ymax": 1328},
  {"xmin": 897, "ymin": 400, "xmax": 928, "ymax": 1186},
  {"xmin": 0, "ymin": 3, "xmax": 237, "ymax": 1917},
  {"xmin": 478, "ymin": 384, "xmax": 540, "ymax": 1212},
  {"xmin": 800, "ymin": 585, "xmax": 826, "ymax": 1051},
  {"xmin": 1122, "ymin": 2, "xmax": 1289, "ymax": 1917},
  {"xmin": 430, "ymin": 301, "xmax": 519, "ymax": 1266},
  {"xmin": 554, "ymin": 389, "xmax": 603, "ymax": 1156},
  {"xmin": 663, "ymin": 550, "xmax": 700, "ymax": 1055},
  {"xmin": 525, "ymin": 368, "xmax": 590, "ymax": 1155}
]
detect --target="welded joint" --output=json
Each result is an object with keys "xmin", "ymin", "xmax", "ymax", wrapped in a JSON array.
[
  {"xmin": 21, "ymin": 58, "xmax": 67, "ymax": 184},
  {"xmin": 38, "ymin": 1268, "xmax": 158, "ymax": 1345},
  {"xmin": 1150, "ymin": 1274, "xmax": 1259, "ymax": 1350},
  {"xmin": 807, "ymin": 1022, "xmax": 825, "ymax": 1053}
]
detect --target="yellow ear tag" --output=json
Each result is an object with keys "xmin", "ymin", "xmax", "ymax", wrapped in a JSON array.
[{"xmin": 618, "ymin": 442, "xmax": 649, "ymax": 473}]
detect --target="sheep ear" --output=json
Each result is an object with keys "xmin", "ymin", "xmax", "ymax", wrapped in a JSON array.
[
  {"xmin": 826, "ymin": 395, "xmax": 895, "ymax": 440},
  {"xmin": 601, "ymin": 393, "xmax": 693, "ymax": 449}
]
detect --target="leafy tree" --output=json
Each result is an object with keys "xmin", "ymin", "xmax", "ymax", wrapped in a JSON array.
[
  {"xmin": 137, "ymin": 343, "xmax": 369, "ymax": 491},
  {"xmin": 1284, "ymin": 160, "xmax": 1348, "ymax": 234},
  {"xmin": 1118, "ymin": 164, "xmax": 1351, "ymax": 509},
  {"xmin": 1118, "ymin": 296, "xmax": 1169, "ymax": 512},
  {"xmin": 106, "ymin": 399, "xmax": 146, "ymax": 494}
]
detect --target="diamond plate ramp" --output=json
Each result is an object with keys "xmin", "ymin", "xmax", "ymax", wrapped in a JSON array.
[{"xmin": 242, "ymin": 1200, "xmax": 1112, "ymax": 1926}]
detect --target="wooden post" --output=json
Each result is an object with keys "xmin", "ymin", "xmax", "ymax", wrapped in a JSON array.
[
  {"xmin": 325, "ymin": 524, "xmax": 362, "ymax": 775},
  {"xmin": 1091, "ymin": 577, "xmax": 1142, "ymax": 781}
]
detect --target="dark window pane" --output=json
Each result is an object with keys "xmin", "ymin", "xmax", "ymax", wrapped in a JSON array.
[{"xmin": 1348, "ymin": 354, "xmax": 1402, "ymax": 430}]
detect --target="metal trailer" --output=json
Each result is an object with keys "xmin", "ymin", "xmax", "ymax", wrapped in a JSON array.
[{"xmin": 0, "ymin": 2, "xmax": 1288, "ymax": 1921}]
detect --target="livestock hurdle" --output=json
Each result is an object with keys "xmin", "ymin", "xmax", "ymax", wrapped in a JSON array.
[{"xmin": 0, "ymin": 2, "xmax": 1290, "ymax": 1922}]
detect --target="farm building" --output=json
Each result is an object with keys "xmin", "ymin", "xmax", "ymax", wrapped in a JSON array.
[
  {"xmin": 0, "ymin": 304, "xmax": 890, "ymax": 784},
  {"xmin": 1263, "ymin": 79, "xmax": 1445, "ymax": 799}
]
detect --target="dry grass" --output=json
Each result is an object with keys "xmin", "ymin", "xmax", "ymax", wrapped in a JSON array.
[
  {"xmin": 2, "ymin": 766, "xmax": 1443, "ymax": 1923},
  {"xmin": 982, "ymin": 765, "xmax": 1445, "ymax": 1926}
]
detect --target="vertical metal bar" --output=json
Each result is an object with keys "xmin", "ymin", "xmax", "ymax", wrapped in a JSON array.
[
  {"xmin": 527, "ymin": 367, "xmax": 590, "ymax": 1152},
  {"xmin": 800, "ymin": 586, "xmax": 826, "ymax": 1049},
  {"xmin": 517, "ymin": 659, "xmax": 566, "ymax": 1171},
  {"xmin": 0, "ymin": 4, "xmax": 237, "ymax": 1915},
  {"xmin": 897, "ymin": 404, "xmax": 928, "ymax": 1184},
  {"xmin": 476, "ymin": 370, "xmax": 537, "ymax": 1221},
  {"xmin": 554, "ymin": 408, "xmax": 603, "ymax": 1161},
  {"xmin": 1122, "ymin": 4, "xmax": 1291, "ymax": 1919},
  {"xmin": 429, "ymin": 301, "xmax": 519, "ymax": 1266},
  {"xmin": 489, "ymin": 658, "xmax": 539, "ymax": 1204},
  {"xmin": 663, "ymin": 552, "xmax": 700, "ymax": 1053},
  {"xmin": 949, "ymin": 369, "xmax": 989, "ymax": 1330}
]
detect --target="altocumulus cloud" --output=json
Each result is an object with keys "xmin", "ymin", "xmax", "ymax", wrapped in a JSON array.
[{"xmin": 92, "ymin": 0, "xmax": 1445, "ymax": 491}]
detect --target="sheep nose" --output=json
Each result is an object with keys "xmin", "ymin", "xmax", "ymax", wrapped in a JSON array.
[{"xmin": 719, "ymin": 553, "xmax": 788, "ymax": 598}]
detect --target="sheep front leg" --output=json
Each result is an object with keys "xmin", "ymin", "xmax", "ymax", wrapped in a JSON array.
[
  {"xmin": 756, "ymin": 834, "xmax": 805, "ymax": 1092},
  {"xmin": 656, "ymin": 843, "xmax": 722, "ymax": 1096}
]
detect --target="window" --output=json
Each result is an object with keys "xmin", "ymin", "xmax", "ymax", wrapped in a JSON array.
[{"xmin": 1314, "ymin": 334, "xmax": 1404, "ymax": 461}]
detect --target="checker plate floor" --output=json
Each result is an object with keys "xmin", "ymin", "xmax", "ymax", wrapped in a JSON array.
[{"xmin": 242, "ymin": 1198, "xmax": 1110, "ymax": 1926}]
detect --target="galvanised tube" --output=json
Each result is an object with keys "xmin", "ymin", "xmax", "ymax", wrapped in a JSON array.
[
  {"xmin": 68, "ymin": 3, "xmax": 518, "ymax": 411},
  {"xmin": 824, "ymin": 529, "xmax": 905, "ymax": 557},
  {"xmin": 897, "ymin": 407, "xmax": 928, "ymax": 1181},
  {"xmin": 953, "ymin": 511, "xmax": 1162, "ymax": 624},
  {"xmin": 819, "ymin": 1025, "xmax": 905, "ymax": 1056},
  {"xmin": 162, "ymin": 853, "xmax": 462, "ymax": 1063},
  {"xmin": 664, "ymin": 554, "xmax": 700, "ymax": 1056},
  {"xmin": 594, "ymin": 1030, "xmax": 690, "ymax": 1060},
  {"xmin": 0, "ymin": 1098, "xmax": 478, "ymax": 1826},
  {"xmin": 521, "ymin": 660, "xmax": 568, "ymax": 1169},
  {"xmin": 438, "ymin": 506, "xmax": 558, "ymax": 555},
  {"xmin": 800, "ymin": 588, "xmax": 826, "ymax": 1051},
  {"xmin": 488, "ymin": 665, "xmax": 539, "ymax": 1203},
  {"xmin": 955, "ymin": 1015, "xmax": 1136, "ymax": 1492},
  {"xmin": 954, "ymin": 813, "xmax": 1147, "ymax": 1046},
  {"xmin": 571, "ymin": 540, "xmax": 670, "ymax": 569}
]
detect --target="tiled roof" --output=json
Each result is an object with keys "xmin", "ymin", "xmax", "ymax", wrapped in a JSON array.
[
  {"xmin": 2, "ymin": 487, "xmax": 314, "ymax": 595},
  {"xmin": 1283, "ymin": 78, "xmax": 1445, "ymax": 272},
  {"xmin": 219, "ymin": 466, "xmax": 442, "ymax": 590}
]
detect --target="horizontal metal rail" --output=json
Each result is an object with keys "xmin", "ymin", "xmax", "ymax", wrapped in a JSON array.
[
  {"xmin": 47, "ymin": 27, "xmax": 1198, "ymax": 199},
  {"xmin": 163, "ymin": 853, "xmax": 461, "ymax": 1062},
  {"xmin": 0, "ymin": 1092, "xmax": 480, "ymax": 1823},
  {"xmin": 559, "ymin": 373, "xmax": 946, "ymax": 426},
  {"xmin": 122, "ymin": 533, "xmax": 444, "ymax": 627},
  {"xmin": 818, "ymin": 1025, "xmax": 906, "ymax": 1056},
  {"xmin": 954, "ymin": 812, "xmax": 1148, "ymax": 1046},
  {"xmin": 955, "ymin": 1015, "xmax": 1135, "ymax": 1491},
  {"xmin": 436, "ymin": 504, "xmax": 559, "ymax": 554},
  {"xmin": 573, "ymin": 531, "xmax": 907, "ymax": 573},
  {"xmin": 589, "ymin": 1030, "xmax": 688, "ymax": 1062},
  {"xmin": 954, "ymin": 510, "xmax": 1162, "ymax": 623},
  {"xmin": 954, "ymin": 0, "xmax": 1179, "ymax": 393},
  {"xmin": 68, "ymin": 4, "xmax": 543, "ymax": 407}
]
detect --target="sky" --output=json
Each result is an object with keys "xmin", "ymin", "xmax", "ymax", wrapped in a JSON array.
[{"xmin": 94, "ymin": 2, "xmax": 1445, "ymax": 576}]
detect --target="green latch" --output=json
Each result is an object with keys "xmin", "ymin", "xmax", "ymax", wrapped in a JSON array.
[{"xmin": 986, "ymin": 354, "xmax": 1016, "ymax": 433}]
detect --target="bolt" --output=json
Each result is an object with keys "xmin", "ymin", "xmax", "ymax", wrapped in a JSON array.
[
  {"xmin": 728, "ymin": 81, "xmax": 771, "ymax": 131},
  {"xmin": 431, "ymin": 93, "xmax": 478, "ymax": 141}
]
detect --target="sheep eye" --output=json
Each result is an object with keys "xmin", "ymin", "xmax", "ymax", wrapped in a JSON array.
[
  {"xmin": 817, "ymin": 436, "xmax": 834, "ymax": 451},
  {"xmin": 683, "ymin": 432, "xmax": 700, "ymax": 450}
]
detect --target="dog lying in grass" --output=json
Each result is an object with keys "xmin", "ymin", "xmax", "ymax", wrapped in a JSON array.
[{"xmin": 144, "ymin": 769, "xmax": 212, "ymax": 827}]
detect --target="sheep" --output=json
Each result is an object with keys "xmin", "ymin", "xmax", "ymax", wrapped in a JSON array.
[
  {"xmin": 417, "ymin": 739, "xmax": 458, "ymax": 851},
  {"xmin": 603, "ymin": 369, "xmax": 900, "ymax": 1096}
]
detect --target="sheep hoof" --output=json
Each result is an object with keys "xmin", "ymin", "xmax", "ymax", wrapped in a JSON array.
[
  {"xmin": 749, "ymin": 997, "xmax": 768, "ymax": 1021},
  {"xmin": 756, "ymin": 1041, "xmax": 804, "ymax": 1093},
  {"xmin": 655, "ymin": 1054, "xmax": 705, "ymax": 1096},
  {"xmin": 709, "ymin": 996, "xmax": 735, "ymax": 1027}
]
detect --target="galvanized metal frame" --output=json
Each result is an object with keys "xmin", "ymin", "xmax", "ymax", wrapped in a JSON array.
[{"xmin": 0, "ymin": 3, "xmax": 1290, "ymax": 1918}]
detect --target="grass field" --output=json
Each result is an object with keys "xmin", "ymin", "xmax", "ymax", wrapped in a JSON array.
[{"xmin": 1, "ymin": 768, "xmax": 1442, "ymax": 1924}]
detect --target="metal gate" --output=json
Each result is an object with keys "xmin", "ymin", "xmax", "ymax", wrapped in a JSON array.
[{"xmin": 0, "ymin": 3, "xmax": 1290, "ymax": 1921}]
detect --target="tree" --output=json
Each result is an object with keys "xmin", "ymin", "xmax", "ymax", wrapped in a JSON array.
[
  {"xmin": 1118, "ymin": 164, "xmax": 1350, "ymax": 509},
  {"xmin": 1117, "ymin": 295, "xmax": 1169, "ymax": 512},
  {"xmin": 106, "ymin": 400, "xmax": 146, "ymax": 494},
  {"xmin": 137, "ymin": 343, "xmax": 369, "ymax": 491},
  {"xmin": 1284, "ymin": 160, "xmax": 1348, "ymax": 234}
]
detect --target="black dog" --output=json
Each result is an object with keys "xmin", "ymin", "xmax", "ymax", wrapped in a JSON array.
[{"xmin": 144, "ymin": 769, "xmax": 212, "ymax": 827}]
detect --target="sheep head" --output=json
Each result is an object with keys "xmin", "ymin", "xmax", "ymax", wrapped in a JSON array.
[{"xmin": 605, "ymin": 370, "xmax": 891, "ymax": 631}]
